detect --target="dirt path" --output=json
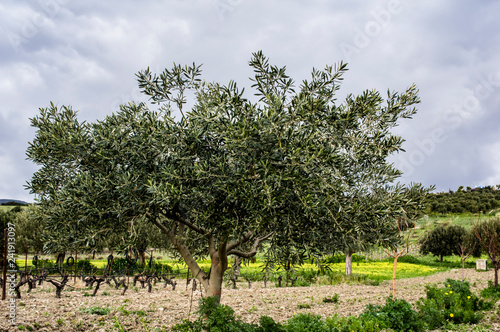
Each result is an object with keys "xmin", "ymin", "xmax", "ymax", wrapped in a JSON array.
[{"xmin": 0, "ymin": 268, "xmax": 498, "ymax": 331}]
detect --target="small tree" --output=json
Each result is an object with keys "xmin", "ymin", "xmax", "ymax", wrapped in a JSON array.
[
  {"xmin": 457, "ymin": 230, "xmax": 478, "ymax": 282},
  {"xmin": 473, "ymin": 218, "xmax": 500, "ymax": 288},
  {"xmin": 419, "ymin": 225, "xmax": 467, "ymax": 262},
  {"xmin": 385, "ymin": 183, "xmax": 430, "ymax": 300},
  {"xmin": 13, "ymin": 207, "xmax": 45, "ymax": 255}
]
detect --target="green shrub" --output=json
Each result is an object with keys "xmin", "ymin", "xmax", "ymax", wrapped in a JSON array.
[
  {"xmin": 76, "ymin": 260, "xmax": 93, "ymax": 274},
  {"xmin": 172, "ymin": 296, "xmax": 258, "ymax": 332},
  {"xmin": 151, "ymin": 262, "xmax": 173, "ymax": 274},
  {"xmin": 322, "ymin": 293, "xmax": 339, "ymax": 303},
  {"xmin": 364, "ymin": 297, "xmax": 424, "ymax": 332},
  {"xmin": 396, "ymin": 255, "xmax": 421, "ymax": 264},
  {"xmin": 79, "ymin": 306, "xmax": 111, "ymax": 315},
  {"xmin": 417, "ymin": 279, "xmax": 494, "ymax": 329},
  {"xmin": 111, "ymin": 258, "xmax": 139, "ymax": 274},
  {"xmin": 326, "ymin": 314, "xmax": 386, "ymax": 332},
  {"xmin": 258, "ymin": 316, "xmax": 285, "ymax": 332},
  {"xmin": 295, "ymin": 269, "xmax": 318, "ymax": 285},
  {"xmin": 285, "ymin": 313, "xmax": 328, "ymax": 332},
  {"xmin": 171, "ymin": 281, "xmax": 497, "ymax": 332},
  {"xmin": 37, "ymin": 259, "xmax": 56, "ymax": 269},
  {"xmin": 481, "ymin": 281, "xmax": 500, "ymax": 300}
]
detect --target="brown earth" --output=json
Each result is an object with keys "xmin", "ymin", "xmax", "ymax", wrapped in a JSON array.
[{"xmin": 0, "ymin": 269, "xmax": 498, "ymax": 331}]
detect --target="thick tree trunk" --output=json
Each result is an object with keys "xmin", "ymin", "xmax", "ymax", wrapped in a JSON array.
[
  {"xmin": 205, "ymin": 243, "xmax": 228, "ymax": 302},
  {"xmin": 207, "ymin": 268, "xmax": 224, "ymax": 301},
  {"xmin": 345, "ymin": 250, "xmax": 353, "ymax": 276}
]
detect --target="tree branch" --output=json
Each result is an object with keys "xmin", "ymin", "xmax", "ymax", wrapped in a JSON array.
[
  {"xmin": 150, "ymin": 216, "xmax": 209, "ymax": 288},
  {"xmin": 227, "ymin": 232, "xmax": 273, "ymax": 258},
  {"xmin": 226, "ymin": 231, "xmax": 253, "ymax": 252},
  {"xmin": 161, "ymin": 208, "xmax": 207, "ymax": 235}
]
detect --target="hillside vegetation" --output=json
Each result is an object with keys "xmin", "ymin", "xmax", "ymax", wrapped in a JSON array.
[{"xmin": 424, "ymin": 185, "xmax": 500, "ymax": 215}]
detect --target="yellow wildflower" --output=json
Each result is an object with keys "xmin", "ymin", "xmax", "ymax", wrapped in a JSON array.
[
  {"xmin": 450, "ymin": 313, "xmax": 454, "ymax": 318},
  {"xmin": 467, "ymin": 296, "xmax": 471, "ymax": 299}
]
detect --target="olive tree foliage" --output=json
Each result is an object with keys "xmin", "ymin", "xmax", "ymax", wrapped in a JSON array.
[
  {"xmin": 307, "ymin": 86, "xmax": 430, "ymax": 276},
  {"xmin": 381, "ymin": 183, "xmax": 431, "ymax": 300},
  {"xmin": 335, "ymin": 185, "xmax": 426, "ymax": 276},
  {"xmin": 27, "ymin": 52, "xmax": 423, "ymax": 301},
  {"xmin": 11, "ymin": 206, "xmax": 45, "ymax": 255},
  {"xmin": 104, "ymin": 220, "xmax": 172, "ymax": 265},
  {"xmin": 419, "ymin": 225, "xmax": 468, "ymax": 262}
]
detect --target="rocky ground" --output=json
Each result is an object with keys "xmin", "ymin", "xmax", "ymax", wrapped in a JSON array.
[{"xmin": 0, "ymin": 268, "xmax": 499, "ymax": 331}]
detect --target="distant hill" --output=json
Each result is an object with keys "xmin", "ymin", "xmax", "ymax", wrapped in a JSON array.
[
  {"xmin": 425, "ymin": 185, "xmax": 500, "ymax": 214},
  {"xmin": 0, "ymin": 199, "xmax": 28, "ymax": 206}
]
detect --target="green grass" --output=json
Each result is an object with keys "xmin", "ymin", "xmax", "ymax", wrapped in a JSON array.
[
  {"xmin": 0, "ymin": 205, "xmax": 16, "ymax": 212},
  {"xmin": 0, "ymin": 204, "xmax": 28, "ymax": 212},
  {"xmin": 416, "ymin": 212, "xmax": 498, "ymax": 231}
]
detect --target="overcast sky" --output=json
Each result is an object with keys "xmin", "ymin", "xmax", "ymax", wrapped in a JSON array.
[{"xmin": 1, "ymin": 0, "xmax": 500, "ymax": 202}]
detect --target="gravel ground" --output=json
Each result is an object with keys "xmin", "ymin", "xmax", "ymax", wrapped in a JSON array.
[{"xmin": 0, "ymin": 268, "xmax": 498, "ymax": 331}]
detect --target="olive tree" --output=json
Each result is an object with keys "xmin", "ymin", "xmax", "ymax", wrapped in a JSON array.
[
  {"xmin": 27, "ymin": 52, "xmax": 423, "ymax": 301},
  {"xmin": 419, "ymin": 224, "xmax": 467, "ymax": 262},
  {"xmin": 474, "ymin": 218, "xmax": 500, "ymax": 287}
]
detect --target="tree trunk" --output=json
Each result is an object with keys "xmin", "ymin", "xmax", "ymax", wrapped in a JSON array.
[
  {"xmin": 286, "ymin": 261, "xmax": 291, "ymax": 286},
  {"xmin": 462, "ymin": 258, "xmax": 466, "ymax": 282},
  {"xmin": 205, "ymin": 250, "xmax": 227, "ymax": 302},
  {"xmin": 345, "ymin": 250, "xmax": 353, "ymax": 276},
  {"xmin": 56, "ymin": 252, "xmax": 65, "ymax": 266},
  {"xmin": 138, "ymin": 249, "xmax": 146, "ymax": 266},
  {"xmin": 440, "ymin": 254, "xmax": 443, "ymax": 262},
  {"xmin": 233, "ymin": 255, "xmax": 241, "ymax": 278},
  {"xmin": 494, "ymin": 261, "xmax": 499, "ymax": 288},
  {"xmin": 392, "ymin": 255, "xmax": 399, "ymax": 300}
]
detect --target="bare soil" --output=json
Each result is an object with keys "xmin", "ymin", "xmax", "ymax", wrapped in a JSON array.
[{"xmin": 1, "ymin": 269, "xmax": 499, "ymax": 331}]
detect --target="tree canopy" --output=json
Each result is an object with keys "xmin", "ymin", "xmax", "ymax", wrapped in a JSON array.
[
  {"xmin": 27, "ymin": 51, "xmax": 427, "ymax": 300},
  {"xmin": 425, "ymin": 186, "xmax": 500, "ymax": 214},
  {"xmin": 419, "ymin": 225, "xmax": 469, "ymax": 262}
]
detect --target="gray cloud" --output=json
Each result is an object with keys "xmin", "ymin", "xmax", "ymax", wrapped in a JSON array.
[{"xmin": 1, "ymin": 0, "xmax": 499, "ymax": 202}]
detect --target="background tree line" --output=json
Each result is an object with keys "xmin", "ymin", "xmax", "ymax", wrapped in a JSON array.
[{"xmin": 424, "ymin": 185, "xmax": 500, "ymax": 214}]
